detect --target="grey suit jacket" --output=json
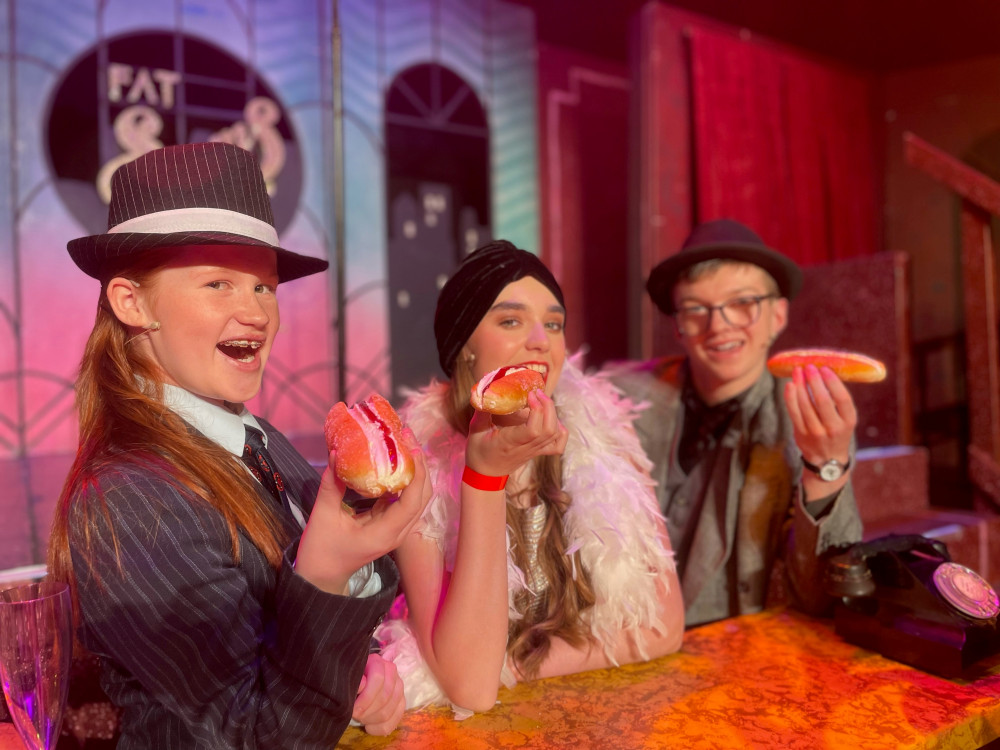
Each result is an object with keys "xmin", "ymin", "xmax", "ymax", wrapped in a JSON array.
[
  {"xmin": 69, "ymin": 419, "xmax": 397, "ymax": 749},
  {"xmin": 610, "ymin": 358, "xmax": 863, "ymax": 627}
]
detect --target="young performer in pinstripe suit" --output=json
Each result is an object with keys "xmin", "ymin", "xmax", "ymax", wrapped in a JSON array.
[{"xmin": 47, "ymin": 142, "xmax": 431, "ymax": 748}]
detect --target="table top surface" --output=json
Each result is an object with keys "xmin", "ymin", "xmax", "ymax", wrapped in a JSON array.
[
  {"xmin": 3, "ymin": 608, "xmax": 999, "ymax": 750},
  {"xmin": 339, "ymin": 608, "xmax": 1000, "ymax": 750},
  {"xmin": 0, "ymin": 725, "xmax": 18, "ymax": 750}
]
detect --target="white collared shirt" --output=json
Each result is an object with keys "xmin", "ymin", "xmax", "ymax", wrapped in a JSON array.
[{"xmin": 161, "ymin": 384, "xmax": 378, "ymax": 597}]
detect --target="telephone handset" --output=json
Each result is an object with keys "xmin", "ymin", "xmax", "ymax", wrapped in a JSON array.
[{"xmin": 825, "ymin": 533, "xmax": 1000, "ymax": 677}]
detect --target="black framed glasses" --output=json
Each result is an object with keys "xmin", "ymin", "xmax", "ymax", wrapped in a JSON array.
[{"xmin": 673, "ymin": 294, "xmax": 777, "ymax": 336}]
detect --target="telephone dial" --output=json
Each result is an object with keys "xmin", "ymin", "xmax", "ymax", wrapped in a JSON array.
[{"xmin": 825, "ymin": 533, "xmax": 1000, "ymax": 677}]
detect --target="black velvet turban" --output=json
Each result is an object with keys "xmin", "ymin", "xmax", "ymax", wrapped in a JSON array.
[{"xmin": 434, "ymin": 239, "xmax": 565, "ymax": 378}]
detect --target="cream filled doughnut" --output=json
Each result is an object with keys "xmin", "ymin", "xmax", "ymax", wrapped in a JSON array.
[
  {"xmin": 324, "ymin": 393, "xmax": 415, "ymax": 498},
  {"xmin": 767, "ymin": 348, "xmax": 887, "ymax": 383},
  {"xmin": 470, "ymin": 366, "xmax": 545, "ymax": 415}
]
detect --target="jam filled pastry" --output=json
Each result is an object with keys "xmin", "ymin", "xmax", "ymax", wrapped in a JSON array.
[
  {"xmin": 324, "ymin": 393, "xmax": 415, "ymax": 498},
  {"xmin": 470, "ymin": 366, "xmax": 545, "ymax": 415}
]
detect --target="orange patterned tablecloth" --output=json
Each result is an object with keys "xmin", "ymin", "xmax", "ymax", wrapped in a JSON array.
[
  {"xmin": 338, "ymin": 609, "xmax": 1000, "ymax": 749},
  {"xmin": 0, "ymin": 723, "xmax": 20, "ymax": 750}
]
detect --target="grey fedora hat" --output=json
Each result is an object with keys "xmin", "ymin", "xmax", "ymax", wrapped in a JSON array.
[
  {"xmin": 67, "ymin": 141, "xmax": 328, "ymax": 283},
  {"xmin": 646, "ymin": 218, "xmax": 802, "ymax": 314}
]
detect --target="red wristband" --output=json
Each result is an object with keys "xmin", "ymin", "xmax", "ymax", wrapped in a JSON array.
[{"xmin": 462, "ymin": 466, "xmax": 509, "ymax": 491}]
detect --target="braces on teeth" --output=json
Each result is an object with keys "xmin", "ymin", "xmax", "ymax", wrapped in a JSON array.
[{"xmin": 222, "ymin": 340, "xmax": 262, "ymax": 349}]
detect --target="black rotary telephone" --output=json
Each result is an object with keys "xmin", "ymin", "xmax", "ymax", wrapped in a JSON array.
[{"xmin": 825, "ymin": 534, "xmax": 1000, "ymax": 677}]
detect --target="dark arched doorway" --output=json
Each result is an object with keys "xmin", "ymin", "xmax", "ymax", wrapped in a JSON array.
[{"xmin": 385, "ymin": 63, "xmax": 491, "ymax": 400}]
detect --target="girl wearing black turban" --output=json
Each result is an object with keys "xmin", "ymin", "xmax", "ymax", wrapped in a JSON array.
[{"xmin": 368, "ymin": 240, "xmax": 684, "ymax": 724}]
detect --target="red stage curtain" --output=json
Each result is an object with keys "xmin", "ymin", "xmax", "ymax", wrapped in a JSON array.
[{"xmin": 688, "ymin": 28, "xmax": 879, "ymax": 265}]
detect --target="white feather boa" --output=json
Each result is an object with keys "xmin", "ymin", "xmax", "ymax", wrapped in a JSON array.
[{"xmin": 375, "ymin": 355, "xmax": 675, "ymax": 716}]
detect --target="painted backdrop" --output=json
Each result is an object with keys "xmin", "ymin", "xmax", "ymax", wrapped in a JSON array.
[{"xmin": 0, "ymin": 0, "xmax": 538, "ymax": 569}]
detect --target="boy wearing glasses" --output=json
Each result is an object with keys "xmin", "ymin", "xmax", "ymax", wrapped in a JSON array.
[{"xmin": 610, "ymin": 218, "xmax": 862, "ymax": 627}]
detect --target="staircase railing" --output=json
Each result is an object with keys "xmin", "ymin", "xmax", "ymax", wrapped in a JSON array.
[{"xmin": 905, "ymin": 132, "xmax": 1000, "ymax": 504}]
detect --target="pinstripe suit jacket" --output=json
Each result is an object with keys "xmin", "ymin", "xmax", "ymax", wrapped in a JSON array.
[{"xmin": 68, "ymin": 419, "xmax": 398, "ymax": 749}]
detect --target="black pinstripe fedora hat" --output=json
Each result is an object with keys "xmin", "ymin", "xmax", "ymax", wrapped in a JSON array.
[
  {"xmin": 67, "ymin": 141, "xmax": 328, "ymax": 283},
  {"xmin": 646, "ymin": 218, "xmax": 802, "ymax": 314}
]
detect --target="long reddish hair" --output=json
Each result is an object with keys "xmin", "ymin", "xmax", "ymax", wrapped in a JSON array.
[{"xmin": 47, "ymin": 257, "xmax": 289, "ymax": 611}]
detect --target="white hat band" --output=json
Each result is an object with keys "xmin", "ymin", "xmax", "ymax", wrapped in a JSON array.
[{"xmin": 108, "ymin": 207, "xmax": 279, "ymax": 246}]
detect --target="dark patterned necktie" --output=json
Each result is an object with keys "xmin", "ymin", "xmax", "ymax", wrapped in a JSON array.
[{"xmin": 241, "ymin": 425, "xmax": 292, "ymax": 514}]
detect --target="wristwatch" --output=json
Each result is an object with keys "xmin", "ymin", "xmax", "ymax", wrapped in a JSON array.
[{"xmin": 802, "ymin": 456, "xmax": 851, "ymax": 482}]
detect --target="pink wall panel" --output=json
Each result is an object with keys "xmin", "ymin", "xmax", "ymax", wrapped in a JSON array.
[{"xmin": 537, "ymin": 42, "xmax": 630, "ymax": 368}]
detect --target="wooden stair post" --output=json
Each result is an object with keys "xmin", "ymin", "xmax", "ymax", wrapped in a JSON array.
[{"xmin": 905, "ymin": 132, "xmax": 1000, "ymax": 504}]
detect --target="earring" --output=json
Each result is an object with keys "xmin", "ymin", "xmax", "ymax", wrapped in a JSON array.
[
  {"xmin": 125, "ymin": 321, "xmax": 160, "ymax": 346},
  {"xmin": 465, "ymin": 352, "xmax": 476, "ymax": 366}
]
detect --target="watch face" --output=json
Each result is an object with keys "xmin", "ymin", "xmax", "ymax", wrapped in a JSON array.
[
  {"xmin": 819, "ymin": 461, "xmax": 844, "ymax": 481},
  {"xmin": 933, "ymin": 562, "xmax": 1000, "ymax": 620}
]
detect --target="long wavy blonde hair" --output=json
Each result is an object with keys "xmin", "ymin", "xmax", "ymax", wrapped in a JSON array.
[
  {"xmin": 47, "ymin": 254, "xmax": 290, "ymax": 614},
  {"xmin": 446, "ymin": 357, "xmax": 596, "ymax": 679}
]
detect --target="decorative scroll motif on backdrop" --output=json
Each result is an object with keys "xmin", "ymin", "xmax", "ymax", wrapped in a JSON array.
[{"xmin": 96, "ymin": 69, "xmax": 286, "ymax": 203}]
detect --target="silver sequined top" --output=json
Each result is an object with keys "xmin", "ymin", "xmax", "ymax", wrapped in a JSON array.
[{"xmin": 517, "ymin": 502, "xmax": 550, "ymax": 620}]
